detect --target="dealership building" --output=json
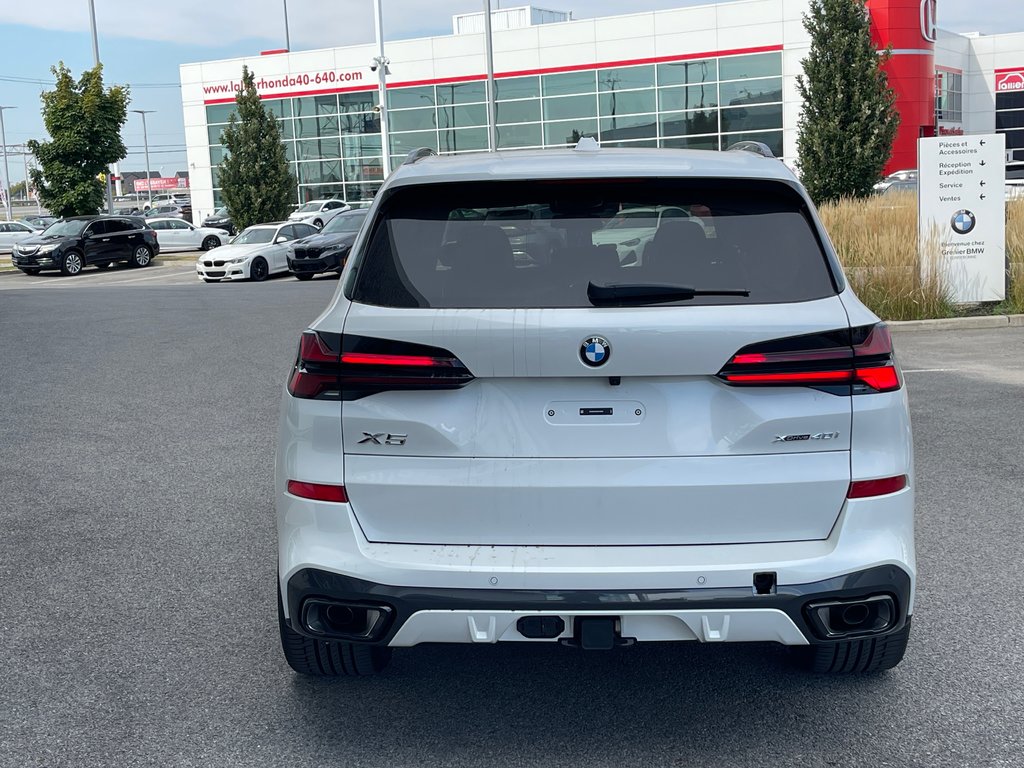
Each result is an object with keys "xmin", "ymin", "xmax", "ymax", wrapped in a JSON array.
[{"xmin": 179, "ymin": 0, "xmax": 1024, "ymax": 220}]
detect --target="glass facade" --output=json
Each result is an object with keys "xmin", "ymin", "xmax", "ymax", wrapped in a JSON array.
[
  {"xmin": 935, "ymin": 69, "xmax": 963, "ymax": 122},
  {"xmin": 996, "ymin": 85, "xmax": 1024, "ymax": 174},
  {"xmin": 206, "ymin": 51, "xmax": 784, "ymax": 205}
]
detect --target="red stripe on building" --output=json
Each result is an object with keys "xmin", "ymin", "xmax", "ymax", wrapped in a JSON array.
[{"xmin": 201, "ymin": 44, "xmax": 784, "ymax": 105}]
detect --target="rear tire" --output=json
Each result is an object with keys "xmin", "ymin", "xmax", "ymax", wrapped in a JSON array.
[
  {"xmin": 801, "ymin": 619, "xmax": 911, "ymax": 674},
  {"xmin": 129, "ymin": 245, "xmax": 153, "ymax": 268},
  {"xmin": 277, "ymin": 590, "xmax": 392, "ymax": 677}
]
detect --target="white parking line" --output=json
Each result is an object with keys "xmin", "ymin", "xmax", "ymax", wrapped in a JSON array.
[{"xmin": 902, "ymin": 368, "xmax": 957, "ymax": 373}]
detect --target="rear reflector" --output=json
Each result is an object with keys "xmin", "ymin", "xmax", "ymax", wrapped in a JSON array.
[
  {"xmin": 287, "ymin": 480, "xmax": 348, "ymax": 502},
  {"xmin": 718, "ymin": 323, "xmax": 902, "ymax": 394},
  {"xmin": 847, "ymin": 475, "xmax": 907, "ymax": 498}
]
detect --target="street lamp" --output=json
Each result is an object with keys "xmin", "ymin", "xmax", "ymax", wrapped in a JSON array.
[
  {"xmin": 131, "ymin": 109, "xmax": 155, "ymax": 207},
  {"xmin": 372, "ymin": 0, "xmax": 392, "ymax": 177},
  {"xmin": 87, "ymin": 0, "xmax": 114, "ymax": 214},
  {"xmin": 0, "ymin": 105, "xmax": 15, "ymax": 220}
]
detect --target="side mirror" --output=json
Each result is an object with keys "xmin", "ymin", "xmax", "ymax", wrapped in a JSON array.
[{"xmin": 275, "ymin": 236, "xmax": 288, "ymax": 244}]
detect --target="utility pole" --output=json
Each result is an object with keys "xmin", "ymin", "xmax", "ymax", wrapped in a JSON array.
[
  {"xmin": 0, "ymin": 106, "xmax": 15, "ymax": 220},
  {"xmin": 88, "ymin": 0, "xmax": 114, "ymax": 214},
  {"xmin": 483, "ymin": 0, "xmax": 497, "ymax": 152},
  {"xmin": 132, "ymin": 110, "xmax": 155, "ymax": 208},
  {"xmin": 372, "ymin": 0, "xmax": 391, "ymax": 177}
]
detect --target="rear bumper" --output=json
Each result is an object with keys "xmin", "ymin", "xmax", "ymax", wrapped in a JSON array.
[{"xmin": 283, "ymin": 565, "xmax": 911, "ymax": 648}]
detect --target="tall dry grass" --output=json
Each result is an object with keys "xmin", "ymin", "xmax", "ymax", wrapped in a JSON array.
[
  {"xmin": 819, "ymin": 193, "xmax": 955, "ymax": 321},
  {"xmin": 1002, "ymin": 199, "xmax": 1024, "ymax": 314}
]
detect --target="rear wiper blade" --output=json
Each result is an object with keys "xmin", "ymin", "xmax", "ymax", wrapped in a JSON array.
[{"xmin": 587, "ymin": 281, "xmax": 749, "ymax": 307}]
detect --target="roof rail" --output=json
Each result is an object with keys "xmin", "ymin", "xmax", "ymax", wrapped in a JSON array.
[
  {"xmin": 403, "ymin": 147, "xmax": 437, "ymax": 166},
  {"xmin": 725, "ymin": 141, "xmax": 775, "ymax": 159}
]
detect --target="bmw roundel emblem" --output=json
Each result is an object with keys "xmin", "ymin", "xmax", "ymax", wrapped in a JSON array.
[
  {"xmin": 580, "ymin": 336, "xmax": 611, "ymax": 367},
  {"xmin": 950, "ymin": 209, "xmax": 976, "ymax": 235}
]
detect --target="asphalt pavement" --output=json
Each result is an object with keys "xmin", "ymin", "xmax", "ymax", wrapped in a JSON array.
[{"xmin": 0, "ymin": 278, "xmax": 1022, "ymax": 767}]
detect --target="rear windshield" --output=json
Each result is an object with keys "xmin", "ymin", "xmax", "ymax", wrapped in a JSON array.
[{"xmin": 350, "ymin": 179, "xmax": 837, "ymax": 309}]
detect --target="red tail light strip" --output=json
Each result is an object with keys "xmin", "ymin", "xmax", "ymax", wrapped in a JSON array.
[
  {"xmin": 287, "ymin": 480, "xmax": 349, "ymax": 502},
  {"xmin": 340, "ymin": 352, "xmax": 457, "ymax": 367},
  {"xmin": 847, "ymin": 475, "xmax": 908, "ymax": 498}
]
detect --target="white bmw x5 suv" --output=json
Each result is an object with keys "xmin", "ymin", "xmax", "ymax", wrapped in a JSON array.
[{"xmin": 276, "ymin": 142, "xmax": 914, "ymax": 677}]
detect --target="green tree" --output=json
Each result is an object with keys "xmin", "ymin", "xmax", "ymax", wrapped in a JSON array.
[
  {"xmin": 28, "ymin": 63, "xmax": 129, "ymax": 217},
  {"xmin": 219, "ymin": 66, "xmax": 295, "ymax": 230},
  {"xmin": 796, "ymin": 0, "xmax": 900, "ymax": 204}
]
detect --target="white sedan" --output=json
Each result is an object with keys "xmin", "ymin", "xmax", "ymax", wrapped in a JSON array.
[
  {"xmin": 196, "ymin": 221, "xmax": 318, "ymax": 282},
  {"xmin": 288, "ymin": 199, "xmax": 350, "ymax": 228},
  {"xmin": 147, "ymin": 217, "xmax": 230, "ymax": 252},
  {"xmin": 0, "ymin": 220, "xmax": 40, "ymax": 253}
]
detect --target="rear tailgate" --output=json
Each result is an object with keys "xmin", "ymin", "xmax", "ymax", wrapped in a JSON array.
[{"xmin": 338, "ymin": 176, "xmax": 853, "ymax": 546}]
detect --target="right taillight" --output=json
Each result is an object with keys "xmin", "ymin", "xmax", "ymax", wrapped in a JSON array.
[
  {"xmin": 287, "ymin": 331, "xmax": 475, "ymax": 401},
  {"xmin": 718, "ymin": 323, "xmax": 902, "ymax": 394}
]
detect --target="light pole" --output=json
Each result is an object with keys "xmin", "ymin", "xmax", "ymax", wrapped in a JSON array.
[
  {"xmin": 283, "ymin": 0, "xmax": 291, "ymax": 50},
  {"xmin": 87, "ymin": 0, "xmax": 114, "ymax": 214},
  {"xmin": 132, "ymin": 109, "xmax": 155, "ymax": 208},
  {"xmin": 0, "ymin": 106, "xmax": 15, "ymax": 221},
  {"xmin": 372, "ymin": 0, "xmax": 391, "ymax": 177},
  {"xmin": 483, "ymin": 0, "xmax": 497, "ymax": 152}
]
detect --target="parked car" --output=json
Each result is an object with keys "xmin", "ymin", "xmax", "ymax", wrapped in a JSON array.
[
  {"xmin": 592, "ymin": 205, "xmax": 695, "ymax": 265},
  {"xmin": 144, "ymin": 193, "xmax": 191, "ymax": 211},
  {"xmin": 202, "ymin": 206, "xmax": 236, "ymax": 236},
  {"xmin": 146, "ymin": 217, "xmax": 230, "ymax": 251},
  {"xmin": 288, "ymin": 199, "xmax": 350, "ymax": 228},
  {"xmin": 274, "ymin": 142, "xmax": 915, "ymax": 677},
  {"xmin": 21, "ymin": 215, "xmax": 58, "ymax": 229},
  {"xmin": 11, "ymin": 215, "xmax": 159, "ymax": 275},
  {"xmin": 873, "ymin": 169, "xmax": 917, "ymax": 193},
  {"xmin": 196, "ymin": 221, "xmax": 317, "ymax": 282},
  {"xmin": 0, "ymin": 220, "xmax": 40, "ymax": 253},
  {"xmin": 145, "ymin": 204, "xmax": 192, "ymax": 222},
  {"xmin": 287, "ymin": 209, "xmax": 368, "ymax": 280}
]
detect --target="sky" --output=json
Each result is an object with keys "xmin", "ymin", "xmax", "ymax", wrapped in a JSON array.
[{"xmin": 0, "ymin": 0, "xmax": 1016, "ymax": 185}]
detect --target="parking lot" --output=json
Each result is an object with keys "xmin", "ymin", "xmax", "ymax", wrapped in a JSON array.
[{"xmin": 1, "ymin": 276, "xmax": 1022, "ymax": 768}]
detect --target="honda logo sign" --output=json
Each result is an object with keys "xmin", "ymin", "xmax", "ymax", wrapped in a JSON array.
[{"xmin": 920, "ymin": 0, "xmax": 937, "ymax": 43}]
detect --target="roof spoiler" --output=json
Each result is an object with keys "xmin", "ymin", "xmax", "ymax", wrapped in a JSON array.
[
  {"xmin": 403, "ymin": 147, "xmax": 437, "ymax": 166},
  {"xmin": 725, "ymin": 140, "xmax": 776, "ymax": 159}
]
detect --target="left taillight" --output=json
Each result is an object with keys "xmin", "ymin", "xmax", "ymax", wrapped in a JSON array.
[
  {"xmin": 717, "ymin": 323, "xmax": 902, "ymax": 394},
  {"xmin": 287, "ymin": 331, "xmax": 475, "ymax": 400},
  {"xmin": 288, "ymin": 331, "xmax": 342, "ymax": 400}
]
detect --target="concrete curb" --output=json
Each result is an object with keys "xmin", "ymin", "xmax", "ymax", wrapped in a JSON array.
[{"xmin": 889, "ymin": 314, "xmax": 1024, "ymax": 332}]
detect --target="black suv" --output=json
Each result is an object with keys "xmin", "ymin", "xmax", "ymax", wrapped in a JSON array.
[
  {"xmin": 11, "ymin": 216, "xmax": 160, "ymax": 276},
  {"xmin": 287, "ymin": 209, "xmax": 368, "ymax": 280}
]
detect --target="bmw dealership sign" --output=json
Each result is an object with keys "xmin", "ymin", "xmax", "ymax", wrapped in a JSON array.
[{"xmin": 918, "ymin": 134, "xmax": 1006, "ymax": 303}]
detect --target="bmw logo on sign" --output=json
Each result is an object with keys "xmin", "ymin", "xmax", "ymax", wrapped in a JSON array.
[
  {"xmin": 950, "ymin": 209, "xmax": 976, "ymax": 235},
  {"xmin": 580, "ymin": 336, "xmax": 611, "ymax": 367}
]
